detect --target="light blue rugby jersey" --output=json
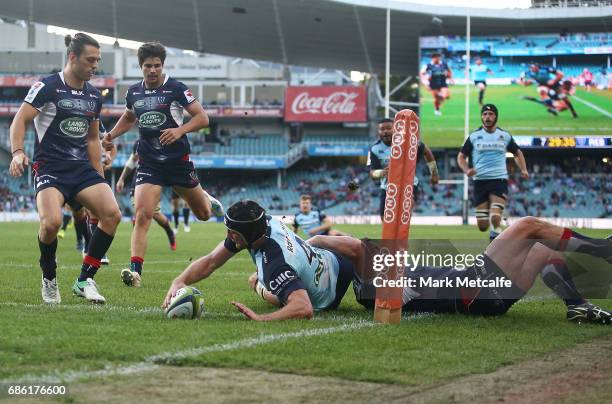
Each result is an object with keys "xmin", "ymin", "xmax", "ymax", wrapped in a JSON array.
[
  {"xmin": 294, "ymin": 209, "xmax": 326, "ymax": 237},
  {"xmin": 368, "ymin": 140, "xmax": 424, "ymax": 189},
  {"xmin": 224, "ymin": 216, "xmax": 341, "ymax": 310},
  {"xmin": 460, "ymin": 127, "xmax": 520, "ymax": 180},
  {"xmin": 471, "ymin": 64, "xmax": 489, "ymax": 81}
]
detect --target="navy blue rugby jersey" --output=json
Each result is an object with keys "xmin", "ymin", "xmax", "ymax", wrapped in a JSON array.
[
  {"xmin": 24, "ymin": 72, "xmax": 102, "ymax": 163},
  {"xmin": 425, "ymin": 62, "xmax": 450, "ymax": 84},
  {"xmin": 125, "ymin": 76, "xmax": 197, "ymax": 162}
]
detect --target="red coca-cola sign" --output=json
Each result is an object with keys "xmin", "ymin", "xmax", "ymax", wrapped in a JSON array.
[{"xmin": 284, "ymin": 86, "xmax": 367, "ymax": 122}]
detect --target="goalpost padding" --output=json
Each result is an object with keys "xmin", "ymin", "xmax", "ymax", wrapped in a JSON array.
[{"xmin": 374, "ymin": 109, "xmax": 420, "ymax": 324}]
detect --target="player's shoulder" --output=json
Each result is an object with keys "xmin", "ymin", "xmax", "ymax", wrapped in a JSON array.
[
  {"xmin": 496, "ymin": 127, "xmax": 512, "ymax": 137},
  {"xmin": 370, "ymin": 139, "xmax": 383, "ymax": 149},
  {"xmin": 40, "ymin": 73, "xmax": 61, "ymax": 86},
  {"xmin": 126, "ymin": 81, "xmax": 143, "ymax": 94},
  {"xmin": 84, "ymin": 81, "xmax": 102, "ymax": 96},
  {"xmin": 165, "ymin": 76, "xmax": 187, "ymax": 90},
  {"xmin": 469, "ymin": 127, "xmax": 484, "ymax": 137}
]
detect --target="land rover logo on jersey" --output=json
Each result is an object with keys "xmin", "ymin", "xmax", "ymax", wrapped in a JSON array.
[
  {"xmin": 133, "ymin": 99, "xmax": 146, "ymax": 108},
  {"xmin": 59, "ymin": 117, "xmax": 89, "ymax": 137},
  {"xmin": 139, "ymin": 111, "xmax": 166, "ymax": 128},
  {"xmin": 58, "ymin": 99, "xmax": 75, "ymax": 109}
]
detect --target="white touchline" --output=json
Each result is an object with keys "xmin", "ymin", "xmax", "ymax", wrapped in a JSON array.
[
  {"xmin": 3, "ymin": 321, "xmax": 374, "ymax": 384},
  {"xmin": 2, "ymin": 313, "xmax": 437, "ymax": 384},
  {"xmin": 572, "ymin": 96, "xmax": 612, "ymax": 118}
]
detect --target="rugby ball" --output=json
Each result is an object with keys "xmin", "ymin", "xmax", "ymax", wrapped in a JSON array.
[{"xmin": 165, "ymin": 286, "xmax": 205, "ymax": 319}]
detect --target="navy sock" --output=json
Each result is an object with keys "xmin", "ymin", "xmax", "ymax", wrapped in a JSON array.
[
  {"xmin": 86, "ymin": 227, "xmax": 114, "ymax": 260},
  {"xmin": 74, "ymin": 217, "xmax": 87, "ymax": 245},
  {"xmin": 78, "ymin": 256, "xmax": 100, "ymax": 282},
  {"xmin": 61, "ymin": 214, "xmax": 71, "ymax": 231},
  {"xmin": 130, "ymin": 256, "xmax": 144, "ymax": 275},
  {"xmin": 173, "ymin": 210, "xmax": 180, "ymax": 227},
  {"xmin": 39, "ymin": 237, "xmax": 58, "ymax": 281},
  {"xmin": 183, "ymin": 208, "xmax": 190, "ymax": 226}
]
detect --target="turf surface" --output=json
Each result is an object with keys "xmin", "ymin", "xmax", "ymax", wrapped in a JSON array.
[{"xmin": 0, "ymin": 221, "xmax": 610, "ymax": 385}]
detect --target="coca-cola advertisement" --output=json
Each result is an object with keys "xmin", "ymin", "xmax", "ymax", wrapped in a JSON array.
[{"xmin": 284, "ymin": 86, "xmax": 367, "ymax": 122}]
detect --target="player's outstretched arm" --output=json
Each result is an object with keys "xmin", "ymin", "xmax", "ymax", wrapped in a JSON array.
[
  {"xmin": 162, "ymin": 241, "xmax": 235, "ymax": 308},
  {"xmin": 232, "ymin": 289, "xmax": 313, "ymax": 321},
  {"xmin": 8, "ymin": 103, "xmax": 38, "ymax": 177},
  {"xmin": 247, "ymin": 272, "xmax": 280, "ymax": 306},
  {"xmin": 104, "ymin": 109, "xmax": 137, "ymax": 147}
]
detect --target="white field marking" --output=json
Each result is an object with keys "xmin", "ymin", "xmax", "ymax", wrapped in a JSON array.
[
  {"xmin": 0, "ymin": 301, "xmax": 382, "ymax": 323},
  {"xmin": 572, "ymin": 95, "xmax": 612, "ymax": 118},
  {"xmin": 3, "ymin": 320, "xmax": 377, "ymax": 384}
]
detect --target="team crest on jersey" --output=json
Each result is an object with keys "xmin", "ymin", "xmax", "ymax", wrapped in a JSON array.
[
  {"xmin": 184, "ymin": 89, "xmax": 195, "ymax": 103},
  {"xmin": 139, "ymin": 111, "xmax": 167, "ymax": 128},
  {"xmin": 59, "ymin": 117, "xmax": 89, "ymax": 138}
]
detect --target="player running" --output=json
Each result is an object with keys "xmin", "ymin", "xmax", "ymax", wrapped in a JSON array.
[
  {"xmin": 368, "ymin": 118, "xmax": 439, "ymax": 219},
  {"xmin": 162, "ymin": 200, "xmax": 611, "ymax": 324},
  {"xmin": 292, "ymin": 194, "xmax": 348, "ymax": 238},
  {"xmin": 9, "ymin": 33, "xmax": 121, "ymax": 304},
  {"xmin": 457, "ymin": 104, "xmax": 528, "ymax": 241},
  {"xmin": 116, "ymin": 141, "xmax": 177, "ymax": 250},
  {"xmin": 471, "ymin": 57, "xmax": 493, "ymax": 106},
  {"xmin": 421, "ymin": 53, "xmax": 453, "ymax": 116},
  {"xmin": 519, "ymin": 63, "xmax": 578, "ymax": 117},
  {"xmin": 580, "ymin": 68, "xmax": 593, "ymax": 92},
  {"xmin": 103, "ymin": 42, "xmax": 223, "ymax": 287}
]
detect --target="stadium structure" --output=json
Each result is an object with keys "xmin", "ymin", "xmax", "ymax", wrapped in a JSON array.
[{"xmin": 0, "ymin": 0, "xmax": 610, "ymax": 226}]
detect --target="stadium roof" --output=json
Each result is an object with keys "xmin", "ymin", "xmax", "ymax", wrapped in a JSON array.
[{"xmin": 0, "ymin": 0, "xmax": 610, "ymax": 74}]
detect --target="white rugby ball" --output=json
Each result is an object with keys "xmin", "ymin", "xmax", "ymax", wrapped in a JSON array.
[{"xmin": 165, "ymin": 286, "xmax": 205, "ymax": 319}]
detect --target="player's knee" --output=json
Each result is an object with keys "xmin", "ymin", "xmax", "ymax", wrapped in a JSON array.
[
  {"xmin": 193, "ymin": 204, "xmax": 211, "ymax": 221},
  {"xmin": 40, "ymin": 217, "xmax": 61, "ymax": 236},
  {"xmin": 106, "ymin": 208, "xmax": 122, "ymax": 228},
  {"xmin": 476, "ymin": 209, "xmax": 489, "ymax": 231},
  {"xmin": 515, "ymin": 216, "xmax": 540, "ymax": 231},
  {"xmin": 477, "ymin": 220, "xmax": 489, "ymax": 232},
  {"xmin": 135, "ymin": 207, "xmax": 154, "ymax": 224}
]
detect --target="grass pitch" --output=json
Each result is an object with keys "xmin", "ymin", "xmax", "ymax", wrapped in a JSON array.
[
  {"xmin": 420, "ymin": 85, "xmax": 612, "ymax": 148},
  {"xmin": 0, "ymin": 221, "xmax": 610, "ymax": 395}
]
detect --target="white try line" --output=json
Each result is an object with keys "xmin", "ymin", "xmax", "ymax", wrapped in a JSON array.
[
  {"xmin": 0, "ymin": 301, "xmax": 384, "ymax": 324},
  {"xmin": 572, "ymin": 95, "xmax": 612, "ymax": 118},
  {"xmin": 2, "ymin": 320, "xmax": 376, "ymax": 384}
]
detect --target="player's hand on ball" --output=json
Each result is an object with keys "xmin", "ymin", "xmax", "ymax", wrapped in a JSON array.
[
  {"xmin": 466, "ymin": 168, "xmax": 477, "ymax": 177},
  {"xmin": 9, "ymin": 152, "xmax": 28, "ymax": 177},
  {"xmin": 159, "ymin": 128, "xmax": 184, "ymax": 146},
  {"xmin": 162, "ymin": 280, "xmax": 187, "ymax": 309},
  {"xmin": 231, "ymin": 301, "xmax": 260, "ymax": 321},
  {"xmin": 520, "ymin": 170, "xmax": 529, "ymax": 179},
  {"xmin": 430, "ymin": 173, "xmax": 440, "ymax": 185}
]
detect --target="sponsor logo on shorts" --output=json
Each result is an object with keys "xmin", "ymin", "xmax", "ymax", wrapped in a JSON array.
[
  {"xmin": 59, "ymin": 117, "xmax": 89, "ymax": 138},
  {"xmin": 139, "ymin": 111, "xmax": 167, "ymax": 128}
]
